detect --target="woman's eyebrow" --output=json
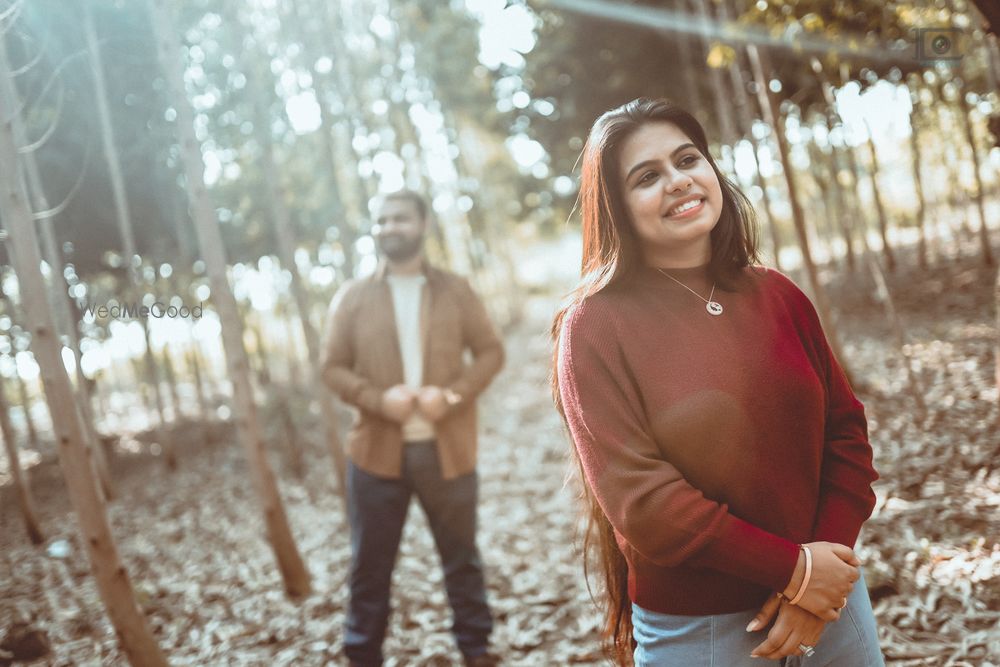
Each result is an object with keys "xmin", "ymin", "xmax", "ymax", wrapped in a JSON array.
[{"xmin": 624, "ymin": 142, "xmax": 697, "ymax": 181}]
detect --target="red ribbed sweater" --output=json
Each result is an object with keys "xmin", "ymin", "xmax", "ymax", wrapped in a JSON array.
[{"xmin": 557, "ymin": 263, "xmax": 878, "ymax": 615}]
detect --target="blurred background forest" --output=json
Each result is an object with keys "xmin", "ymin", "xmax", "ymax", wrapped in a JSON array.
[{"xmin": 0, "ymin": 0, "xmax": 999, "ymax": 665}]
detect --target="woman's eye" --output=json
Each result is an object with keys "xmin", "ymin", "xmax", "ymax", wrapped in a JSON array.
[
  {"xmin": 678, "ymin": 154, "xmax": 698, "ymax": 167},
  {"xmin": 638, "ymin": 171, "xmax": 658, "ymax": 185}
]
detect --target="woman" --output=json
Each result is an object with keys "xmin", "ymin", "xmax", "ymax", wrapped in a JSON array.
[{"xmin": 552, "ymin": 98, "xmax": 883, "ymax": 665}]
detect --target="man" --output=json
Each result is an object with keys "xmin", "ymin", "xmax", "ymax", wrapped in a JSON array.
[{"xmin": 320, "ymin": 190, "xmax": 505, "ymax": 667}]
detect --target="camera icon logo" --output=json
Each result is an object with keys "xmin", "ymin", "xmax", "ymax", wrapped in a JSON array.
[{"xmin": 915, "ymin": 27, "xmax": 964, "ymax": 62}]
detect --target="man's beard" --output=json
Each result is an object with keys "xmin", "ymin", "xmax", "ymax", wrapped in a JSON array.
[{"xmin": 377, "ymin": 233, "xmax": 423, "ymax": 262}]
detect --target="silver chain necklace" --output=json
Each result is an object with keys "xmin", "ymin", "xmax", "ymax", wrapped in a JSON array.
[{"xmin": 655, "ymin": 268, "xmax": 724, "ymax": 316}]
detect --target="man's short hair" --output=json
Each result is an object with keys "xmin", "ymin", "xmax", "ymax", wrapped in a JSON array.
[{"xmin": 380, "ymin": 189, "xmax": 428, "ymax": 221}]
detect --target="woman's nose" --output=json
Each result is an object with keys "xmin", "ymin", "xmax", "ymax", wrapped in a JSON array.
[{"xmin": 664, "ymin": 171, "xmax": 693, "ymax": 193}]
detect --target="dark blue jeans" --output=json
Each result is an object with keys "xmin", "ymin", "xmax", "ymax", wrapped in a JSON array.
[{"xmin": 344, "ymin": 441, "xmax": 492, "ymax": 665}]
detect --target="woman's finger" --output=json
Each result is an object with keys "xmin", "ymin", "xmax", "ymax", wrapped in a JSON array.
[
  {"xmin": 829, "ymin": 542, "xmax": 859, "ymax": 565},
  {"xmin": 745, "ymin": 593, "xmax": 781, "ymax": 632},
  {"xmin": 774, "ymin": 632, "xmax": 807, "ymax": 659},
  {"xmin": 750, "ymin": 623, "xmax": 792, "ymax": 658},
  {"xmin": 816, "ymin": 606, "xmax": 839, "ymax": 622}
]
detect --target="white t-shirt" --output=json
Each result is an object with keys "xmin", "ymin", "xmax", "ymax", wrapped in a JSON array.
[{"xmin": 387, "ymin": 274, "xmax": 434, "ymax": 442}]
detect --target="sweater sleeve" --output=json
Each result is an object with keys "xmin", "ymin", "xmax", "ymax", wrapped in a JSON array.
[
  {"xmin": 446, "ymin": 277, "xmax": 505, "ymax": 406},
  {"xmin": 319, "ymin": 281, "xmax": 386, "ymax": 417},
  {"xmin": 557, "ymin": 302, "xmax": 800, "ymax": 592},
  {"xmin": 792, "ymin": 287, "xmax": 879, "ymax": 547}
]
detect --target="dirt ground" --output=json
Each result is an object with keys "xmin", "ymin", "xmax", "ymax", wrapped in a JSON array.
[{"xmin": 1, "ymin": 234, "xmax": 999, "ymax": 666}]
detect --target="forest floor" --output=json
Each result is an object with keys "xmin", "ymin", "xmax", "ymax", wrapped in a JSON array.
[{"xmin": 1, "ymin": 234, "xmax": 999, "ymax": 666}]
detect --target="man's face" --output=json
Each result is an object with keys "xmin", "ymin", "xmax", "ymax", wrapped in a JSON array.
[{"xmin": 372, "ymin": 198, "xmax": 425, "ymax": 262}]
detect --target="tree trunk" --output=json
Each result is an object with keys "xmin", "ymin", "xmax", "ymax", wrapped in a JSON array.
[
  {"xmin": 188, "ymin": 347, "xmax": 210, "ymax": 423},
  {"xmin": 84, "ymin": 2, "xmax": 139, "ymax": 277},
  {"xmin": 255, "ymin": 96, "xmax": 346, "ymax": 498},
  {"xmin": 863, "ymin": 127, "xmax": 897, "ymax": 272},
  {"xmin": 283, "ymin": 317, "xmax": 303, "ymax": 389},
  {"xmin": 808, "ymin": 142, "xmax": 840, "ymax": 271},
  {"xmin": 817, "ymin": 77, "xmax": 925, "ymax": 413},
  {"xmin": 141, "ymin": 319, "xmax": 173, "ymax": 469},
  {"xmin": 161, "ymin": 344, "xmax": 183, "ymax": 422},
  {"xmin": 0, "ymin": 376, "xmax": 44, "ymax": 544},
  {"xmin": 318, "ymin": 0, "xmax": 377, "ymax": 206},
  {"xmin": 746, "ymin": 45, "xmax": 853, "ymax": 381},
  {"xmin": 907, "ymin": 87, "xmax": 930, "ymax": 270},
  {"xmin": 693, "ymin": 0, "xmax": 738, "ymax": 148},
  {"xmin": 287, "ymin": 0, "xmax": 361, "ymax": 278},
  {"xmin": 0, "ymin": 280, "xmax": 40, "ymax": 453},
  {"xmin": 245, "ymin": 317, "xmax": 271, "ymax": 388},
  {"xmin": 151, "ymin": 0, "xmax": 311, "ymax": 597},
  {"xmin": 675, "ymin": 13, "xmax": 703, "ymax": 125},
  {"xmin": 39, "ymin": 219, "xmax": 115, "ymax": 498},
  {"xmin": 0, "ymin": 38, "xmax": 114, "ymax": 501},
  {"xmin": 84, "ymin": 2, "xmax": 173, "ymax": 469},
  {"xmin": 718, "ymin": 5, "xmax": 782, "ymax": 270},
  {"xmin": 986, "ymin": 35, "xmax": 1000, "ymax": 413},
  {"xmin": 749, "ymin": 139, "xmax": 783, "ymax": 269},
  {"xmin": 933, "ymin": 81, "xmax": 973, "ymax": 240},
  {"xmin": 996, "ymin": 265, "xmax": 1000, "ymax": 414},
  {"xmin": 820, "ymin": 115, "xmax": 857, "ymax": 272},
  {"xmin": 0, "ymin": 41, "xmax": 168, "ymax": 665},
  {"xmin": 822, "ymin": 121, "xmax": 858, "ymax": 273},
  {"xmin": 957, "ymin": 92, "xmax": 995, "ymax": 265},
  {"xmin": 843, "ymin": 195, "xmax": 927, "ymax": 417},
  {"xmin": 14, "ymin": 367, "xmax": 39, "ymax": 450}
]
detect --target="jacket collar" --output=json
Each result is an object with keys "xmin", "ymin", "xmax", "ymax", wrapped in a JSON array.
[{"xmin": 374, "ymin": 255, "xmax": 436, "ymax": 282}]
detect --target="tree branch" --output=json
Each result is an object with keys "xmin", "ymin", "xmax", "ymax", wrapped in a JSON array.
[{"xmin": 30, "ymin": 128, "xmax": 93, "ymax": 221}]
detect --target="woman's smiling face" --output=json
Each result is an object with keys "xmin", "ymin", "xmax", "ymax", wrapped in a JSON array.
[{"xmin": 618, "ymin": 121, "xmax": 724, "ymax": 267}]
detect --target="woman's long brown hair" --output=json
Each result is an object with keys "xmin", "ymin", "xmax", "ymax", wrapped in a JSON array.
[{"xmin": 550, "ymin": 98, "xmax": 760, "ymax": 665}]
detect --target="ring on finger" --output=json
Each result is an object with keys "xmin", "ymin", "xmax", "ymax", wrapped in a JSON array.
[{"xmin": 798, "ymin": 643, "xmax": 816, "ymax": 657}]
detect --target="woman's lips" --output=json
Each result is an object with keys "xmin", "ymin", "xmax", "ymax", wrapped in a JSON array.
[{"xmin": 664, "ymin": 198, "xmax": 705, "ymax": 219}]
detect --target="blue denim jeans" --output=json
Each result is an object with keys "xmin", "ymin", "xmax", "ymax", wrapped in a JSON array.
[
  {"xmin": 344, "ymin": 441, "xmax": 492, "ymax": 666},
  {"xmin": 633, "ymin": 570, "xmax": 884, "ymax": 666}
]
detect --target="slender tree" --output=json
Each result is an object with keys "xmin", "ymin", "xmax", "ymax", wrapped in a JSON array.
[
  {"xmin": 806, "ymin": 136, "xmax": 841, "ymax": 270},
  {"xmin": 0, "ymin": 32, "xmax": 168, "ymax": 664},
  {"xmin": 862, "ymin": 122, "xmax": 896, "ymax": 272},
  {"xmin": 957, "ymin": 90, "xmax": 995, "ymax": 265},
  {"xmin": 161, "ymin": 343, "xmax": 183, "ymax": 422},
  {"xmin": 746, "ymin": 44, "xmax": 852, "ymax": 380},
  {"xmin": 188, "ymin": 346, "xmax": 210, "ymax": 423},
  {"xmin": 693, "ymin": 0, "xmax": 738, "ymax": 148},
  {"xmin": 150, "ymin": 0, "xmax": 311, "ymax": 597},
  {"xmin": 0, "ymin": 36, "xmax": 115, "ymax": 499},
  {"xmin": 14, "ymin": 360, "xmax": 40, "ymax": 451},
  {"xmin": 721, "ymin": 2, "xmax": 782, "ymax": 270},
  {"xmin": 252, "ymin": 83, "xmax": 347, "ymax": 497},
  {"xmin": 285, "ymin": 0, "xmax": 360, "ymax": 278},
  {"xmin": 907, "ymin": 80, "xmax": 930, "ymax": 269},
  {"xmin": 0, "ymin": 374, "xmax": 44, "ymax": 544},
  {"xmin": 983, "ymin": 33, "xmax": 1000, "ymax": 412},
  {"xmin": 817, "ymin": 77, "xmax": 926, "ymax": 415},
  {"xmin": 83, "ymin": 1, "xmax": 174, "ymax": 469},
  {"xmin": 820, "ymin": 117, "xmax": 858, "ymax": 272}
]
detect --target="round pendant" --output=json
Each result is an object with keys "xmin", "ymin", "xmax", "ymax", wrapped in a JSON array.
[{"xmin": 706, "ymin": 301, "xmax": 723, "ymax": 316}]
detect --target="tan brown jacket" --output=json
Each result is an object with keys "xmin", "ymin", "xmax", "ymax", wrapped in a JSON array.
[{"xmin": 319, "ymin": 261, "xmax": 504, "ymax": 479}]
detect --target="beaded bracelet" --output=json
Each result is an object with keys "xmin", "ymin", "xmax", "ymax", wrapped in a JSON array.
[{"xmin": 788, "ymin": 545, "xmax": 813, "ymax": 606}]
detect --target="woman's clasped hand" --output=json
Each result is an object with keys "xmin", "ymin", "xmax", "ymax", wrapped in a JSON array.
[
  {"xmin": 745, "ymin": 542, "xmax": 861, "ymax": 659},
  {"xmin": 783, "ymin": 542, "xmax": 861, "ymax": 621}
]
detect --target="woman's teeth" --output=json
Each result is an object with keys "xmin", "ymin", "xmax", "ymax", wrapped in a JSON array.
[{"xmin": 668, "ymin": 199, "xmax": 702, "ymax": 216}]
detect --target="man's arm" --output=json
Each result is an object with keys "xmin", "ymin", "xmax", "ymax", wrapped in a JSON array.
[
  {"xmin": 445, "ymin": 277, "xmax": 504, "ymax": 406},
  {"xmin": 319, "ymin": 280, "xmax": 386, "ymax": 417}
]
